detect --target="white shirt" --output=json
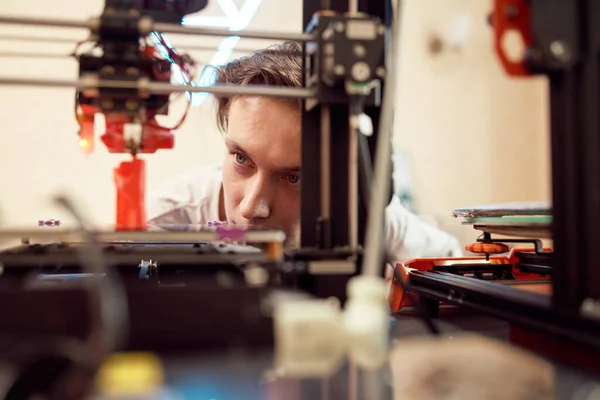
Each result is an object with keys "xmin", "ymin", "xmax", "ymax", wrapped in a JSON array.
[{"xmin": 146, "ymin": 164, "xmax": 463, "ymax": 262}]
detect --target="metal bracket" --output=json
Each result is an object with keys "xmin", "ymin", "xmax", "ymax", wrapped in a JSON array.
[
  {"xmin": 138, "ymin": 259, "xmax": 157, "ymax": 279},
  {"xmin": 478, "ymin": 232, "xmax": 544, "ymax": 254}
]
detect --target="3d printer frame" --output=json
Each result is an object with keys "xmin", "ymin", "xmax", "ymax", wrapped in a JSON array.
[
  {"xmin": 294, "ymin": 0, "xmax": 391, "ymax": 301},
  {"xmin": 396, "ymin": 0, "xmax": 600, "ymax": 371},
  {"xmin": 2, "ymin": 0, "xmax": 599, "ymax": 377},
  {"xmin": 0, "ymin": 0, "xmax": 393, "ymax": 356}
]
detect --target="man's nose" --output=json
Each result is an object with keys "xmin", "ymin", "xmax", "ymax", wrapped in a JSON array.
[{"xmin": 240, "ymin": 175, "xmax": 272, "ymax": 220}]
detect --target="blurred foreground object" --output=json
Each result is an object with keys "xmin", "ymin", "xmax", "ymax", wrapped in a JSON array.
[
  {"xmin": 96, "ymin": 352, "xmax": 164, "ymax": 398},
  {"xmin": 390, "ymin": 335, "xmax": 554, "ymax": 400}
]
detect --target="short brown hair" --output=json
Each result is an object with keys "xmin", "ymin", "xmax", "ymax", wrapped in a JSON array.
[{"xmin": 207, "ymin": 41, "xmax": 302, "ymax": 132}]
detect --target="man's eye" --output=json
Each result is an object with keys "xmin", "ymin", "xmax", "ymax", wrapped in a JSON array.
[
  {"xmin": 234, "ymin": 153, "xmax": 247, "ymax": 165},
  {"xmin": 287, "ymin": 174, "xmax": 300, "ymax": 185}
]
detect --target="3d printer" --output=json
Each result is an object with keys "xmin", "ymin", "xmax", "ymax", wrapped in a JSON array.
[
  {"xmin": 1, "ymin": 0, "xmax": 600, "ymax": 398},
  {"xmin": 0, "ymin": 0, "xmax": 395, "ymax": 398},
  {"xmin": 388, "ymin": 0, "xmax": 600, "ymax": 374}
]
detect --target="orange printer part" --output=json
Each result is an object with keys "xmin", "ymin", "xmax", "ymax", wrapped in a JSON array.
[
  {"xmin": 76, "ymin": 104, "xmax": 175, "ymax": 154},
  {"xmin": 388, "ymin": 248, "xmax": 552, "ymax": 313},
  {"xmin": 114, "ymin": 158, "xmax": 146, "ymax": 231},
  {"xmin": 76, "ymin": 104, "xmax": 175, "ymax": 231},
  {"xmin": 465, "ymin": 241, "xmax": 510, "ymax": 254},
  {"xmin": 492, "ymin": 0, "xmax": 534, "ymax": 76}
]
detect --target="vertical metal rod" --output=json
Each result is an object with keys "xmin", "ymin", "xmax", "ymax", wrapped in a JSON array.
[
  {"xmin": 347, "ymin": 0, "xmax": 361, "ymax": 251},
  {"xmin": 321, "ymin": 106, "xmax": 332, "ymax": 222},
  {"xmin": 361, "ymin": 368, "xmax": 384, "ymax": 400},
  {"xmin": 362, "ymin": 0, "xmax": 400, "ymax": 276},
  {"xmin": 349, "ymin": 118, "xmax": 359, "ymax": 250},
  {"xmin": 321, "ymin": 377, "xmax": 330, "ymax": 400},
  {"xmin": 348, "ymin": 360, "xmax": 358, "ymax": 400}
]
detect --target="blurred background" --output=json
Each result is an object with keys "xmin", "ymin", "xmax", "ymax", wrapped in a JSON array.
[{"xmin": 0, "ymin": 0, "xmax": 551, "ymax": 248}]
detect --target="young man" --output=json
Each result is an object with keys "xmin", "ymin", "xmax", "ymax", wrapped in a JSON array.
[{"xmin": 146, "ymin": 41, "xmax": 462, "ymax": 261}]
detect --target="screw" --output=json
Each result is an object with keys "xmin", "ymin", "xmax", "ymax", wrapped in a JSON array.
[
  {"xmin": 126, "ymin": 67, "xmax": 140, "ymax": 76},
  {"xmin": 525, "ymin": 46, "xmax": 544, "ymax": 69},
  {"xmin": 581, "ymin": 298, "xmax": 600, "ymax": 320},
  {"xmin": 333, "ymin": 64, "xmax": 346, "ymax": 76},
  {"xmin": 125, "ymin": 100, "xmax": 139, "ymax": 110},
  {"xmin": 528, "ymin": 47, "xmax": 543, "ymax": 61},
  {"xmin": 550, "ymin": 40, "xmax": 571, "ymax": 63},
  {"xmin": 282, "ymin": 262, "xmax": 294, "ymax": 273},
  {"xmin": 428, "ymin": 36, "xmax": 443, "ymax": 55},
  {"xmin": 353, "ymin": 44, "xmax": 367, "ymax": 58},
  {"xmin": 101, "ymin": 99, "xmax": 114, "ymax": 110},
  {"xmin": 376, "ymin": 66, "xmax": 386, "ymax": 78},
  {"xmin": 296, "ymin": 261, "xmax": 306, "ymax": 272},
  {"xmin": 335, "ymin": 22, "xmax": 345, "ymax": 33},
  {"xmin": 244, "ymin": 264, "xmax": 269, "ymax": 287},
  {"xmin": 504, "ymin": 5, "xmax": 518, "ymax": 18},
  {"xmin": 100, "ymin": 65, "xmax": 115, "ymax": 75},
  {"xmin": 351, "ymin": 62, "xmax": 371, "ymax": 82}
]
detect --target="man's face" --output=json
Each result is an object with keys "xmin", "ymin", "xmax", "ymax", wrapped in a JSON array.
[{"xmin": 222, "ymin": 96, "xmax": 301, "ymax": 247}]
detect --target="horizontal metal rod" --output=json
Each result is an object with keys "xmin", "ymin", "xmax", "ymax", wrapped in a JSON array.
[
  {"xmin": 0, "ymin": 15, "xmax": 90, "ymax": 30},
  {"xmin": 0, "ymin": 77, "xmax": 316, "ymax": 99},
  {"xmin": 0, "ymin": 51, "xmax": 210, "ymax": 65},
  {"xmin": 0, "ymin": 52, "xmax": 74, "ymax": 59},
  {"xmin": 0, "ymin": 228, "xmax": 286, "ymax": 244},
  {"xmin": 0, "ymin": 34, "xmax": 264, "ymax": 56},
  {"xmin": 0, "ymin": 15, "xmax": 313, "ymax": 42},
  {"xmin": 162, "ymin": 43, "xmax": 260, "ymax": 54},
  {"xmin": 0, "ymin": 34, "xmax": 82, "ymax": 44},
  {"xmin": 0, "ymin": 252, "xmax": 274, "ymax": 267},
  {"xmin": 153, "ymin": 22, "xmax": 313, "ymax": 42}
]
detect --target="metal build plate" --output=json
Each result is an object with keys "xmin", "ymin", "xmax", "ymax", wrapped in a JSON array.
[
  {"xmin": 453, "ymin": 202, "xmax": 552, "ymax": 239},
  {"xmin": 452, "ymin": 201, "xmax": 552, "ymax": 218},
  {"xmin": 0, "ymin": 242, "xmax": 266, "ymax": 269},
  {"xmin": 0, "ymin": 224, "xmax": 286, "ymax": 246},
  {"xmin": 471, "ymin": 222, "xmax": 552, "ymax": 239},
  {"xmin": 463, "ymin": 216, "xmax": 552, "ymax": 239}
]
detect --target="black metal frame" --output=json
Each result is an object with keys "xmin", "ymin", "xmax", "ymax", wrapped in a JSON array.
[
  {"xmin": 407, "ymin": 270, "xmax": 600, "ymax": 351},
  {"xmin": 493, "ymin": 0, "xmax": 600, "ymax": 321},
  {"xmin": 4, "ymin": 0, "xmax": 600, "ymax": 394},
  {"xmin": 0, "ymin": 285, "xmax": 275, "ymax": 352},
  {"xmin": 295, "ymin": 0, "xmax": 391, "ymax": 301},
  {"xmin": 301, "ymin": 0, "xmax": 390, "ymax": 249},
  {"xmin": 0, "ymin": 1, "xmax": 395, "ymax": 361},
  {"xmin": 529, "ymin": 0, "xmax": 600, "ymax": 314},
  {"xmin": 403, "ymin": 0, "xmax": 600, "ymax": 362}
]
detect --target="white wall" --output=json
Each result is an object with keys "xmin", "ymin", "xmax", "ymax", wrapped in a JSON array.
[
  {"xmin": 394, "ymin": 0, "xmax": 551, "ymax": 246},
  {"xmin": 0, "ymin": 0, "xmax": 550, "ymax": 248},
  {"xmin": 0, "ymin": 0, "xmax": 301, "ymax": 228}
]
